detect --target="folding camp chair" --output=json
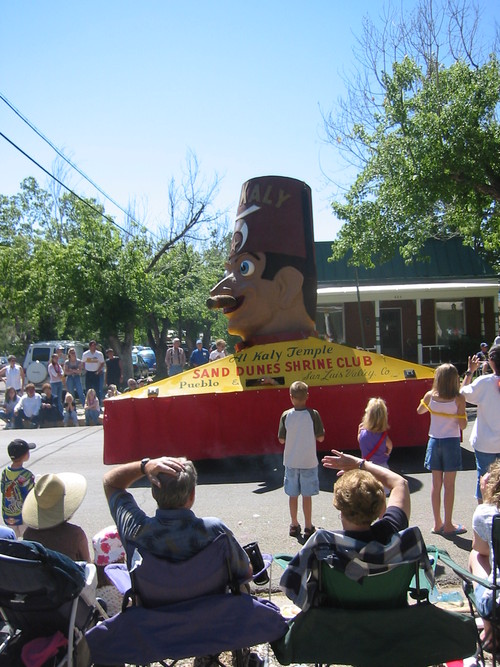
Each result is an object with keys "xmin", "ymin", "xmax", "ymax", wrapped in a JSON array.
[
  {"xmin": 272, "ymin": 526, "xmax": 477, "ymax": 667},
  {"xmin": 86, "ymin": 532, "xmax": 287, "ymax": 666},
  {"xmin": 0, "ymin": 538, "xmax": 105, "ymax": 667},
  {"xmin": 433, "ymin": 514, "xmax": 500, "ymax": 667}
]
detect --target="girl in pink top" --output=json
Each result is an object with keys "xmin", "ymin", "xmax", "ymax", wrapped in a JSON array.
[{"xmin": 417, "ymin": 363, "xmax": 467, "ymax": 536}]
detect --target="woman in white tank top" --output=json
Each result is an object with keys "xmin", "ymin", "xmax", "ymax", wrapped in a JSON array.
[{"xmin": 417, "ymin": 363, "xmax": 467, "ymax": 536}]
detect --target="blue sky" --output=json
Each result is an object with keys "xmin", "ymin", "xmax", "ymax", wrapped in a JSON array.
[{"xmin": 0, "ymin": 1, "xmax": 497, "ymax": 242}]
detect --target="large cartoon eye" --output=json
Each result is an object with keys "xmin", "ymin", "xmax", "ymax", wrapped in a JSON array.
[{"xmin": 239, "ymin": 259, "xmax": 255, "ymax": 277}]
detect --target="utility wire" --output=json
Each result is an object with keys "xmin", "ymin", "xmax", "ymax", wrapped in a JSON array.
[
  {"xmin": 0, "ymin": 130, "xmax": 135, "ymax": 238},
  {"xmin": 0, "ymin": 90, "xmax": 157, "ymax": 237}
]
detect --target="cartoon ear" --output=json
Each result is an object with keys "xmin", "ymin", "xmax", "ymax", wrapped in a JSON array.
[{"xmin": 275, "ymin": 266, "xmax": 304, "ymax": 309}]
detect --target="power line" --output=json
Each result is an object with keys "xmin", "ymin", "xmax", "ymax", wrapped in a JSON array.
[
  {"xmin": 0, "ymin": 130, "xmax": 135, "ymax": 238},
  {"xmin": 0, "ymin": 90, "xmax": 158, "ymax": 238}
]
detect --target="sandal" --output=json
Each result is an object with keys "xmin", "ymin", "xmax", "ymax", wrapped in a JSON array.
[
  {"xmin": 289, "ymin": 524, "xmax": 301, "ymax": 538},
  {"xmin": 304, "ymin": 526, "xmax": 316, "ymax": 538}
]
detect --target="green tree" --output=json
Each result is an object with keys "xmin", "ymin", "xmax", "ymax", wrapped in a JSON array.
[
  {"xmin": 325, "ymin": 0, "xmax": 500, "ymax": 269},
  {"xmin": 0, "ymin": 150, "xmax": 226, "ymax": 374}
]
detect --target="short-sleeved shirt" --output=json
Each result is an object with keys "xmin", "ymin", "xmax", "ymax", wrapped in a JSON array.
[
  {"xmin": 108, "ymin": 489, "xmax": 251, "ymax": 585},
  {"xmin": 24, "ymin": 522, "xmax": 90, "ymax": 562},
  {"xmin": 82, "ymin": 349, "xmax": 105, "ymax": 373},
  {"xmin": 1, "ymin": 466, "xmax": 35, "ymax": 525},
  {"xmin": 4, "ymin": 365, "xmax": 23, "ymax": 391},
  {"xmin": 461, "ymin": 374, "xmax": 500, "ymax": 453},
  {"xmin": 343, "ymin": 505, "xmax": 409, "ymax": 544},
  {"xmin": 278, "ymin": 407, "xmax": 325, "ymax": 469},
  {"xmin": 106, "ymin": 357, "xmax": 122, "ymax": 385},
  {"xmin": 473, "ymin": 503, "xmax": 499, "ymax": 583},
  {"xmin": 190, "ymin": 348, "xmax": 209, "ymax": 366}
]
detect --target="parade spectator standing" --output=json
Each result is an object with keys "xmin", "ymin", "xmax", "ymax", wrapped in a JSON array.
[
  {"xmin": 1, "ymin": 439, "xmax": 36, "ymax": 537},
  {"xmin": 23, "ymin": 472, "xmax": 91, "ymax": 562},
  {"xmin": 105, "ymin": 348, "xmax": 123, "ymax": 390},
  {"xmin": 64, "ymin": 347, "xmax": 85, "ymax": 407},
  {"xmin": 13, "ymin": 384, "xmax": 42, "ymax": 429},
  {"xmin": 477, "ymin": 342, "xmax": 491, "ymax": 375},
  {"xmin": 209, "ymin": 339, "xmax": 227, "ymax": 361},
  {"xmin": 0, "ymin": 356, "xmax": 25, "ymax": 396},
  {"xmin": 39, "ymin": 383, "xmax": 63, "ymax": 427},
  {"xmin": 418, "ymin": 363, "xmax": 467, "ymax": 534},
  {"xmin": 461, "ymin": 345, "xmax": 500, "ymax": 501},
  {"xmin": 358, "ymin": 397, "xmax": 393, "ymax": 469},
  {"xmin": 494, "ymin": 329, "xmax": 500, "ymax": 346},
  {"xmin": 0, "ymin": 387, "xmax": 19, "ymax": 429},
  {"xmin": 165, "ymin": 338, "xmax": 186, "ymax": 376},
  {"xmin": 82, "ymin": 340, "xmax": 105, "ymax": 400},
  {"xmin": 189, "ymin": 340, "xmax": 209, "ymax": 367},
  {"xmin": 47, "ymin": 353, "xmax": 64, "ymax": 414},
  {"xmin": 278, "ymin": 380, "xmax": 325, "ymax": 539}
]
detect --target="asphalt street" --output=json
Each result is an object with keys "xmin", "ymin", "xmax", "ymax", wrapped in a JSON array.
[{"xmin": 0, "ymin": 413, "xmax": 480, "ymax": 588}]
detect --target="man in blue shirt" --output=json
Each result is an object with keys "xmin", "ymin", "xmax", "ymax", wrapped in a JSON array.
[
  {"xmin": 103, "ymin": 456, "xmax": 251, "ymax": 583},
  {"xmin": 189, "ymin": 340, "xmax": 210, "ymax": 367}
]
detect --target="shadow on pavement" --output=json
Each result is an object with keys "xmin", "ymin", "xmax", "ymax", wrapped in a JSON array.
[{"xmin": 130, "ymin": 444, "xmax": 476, "ymax": 496}]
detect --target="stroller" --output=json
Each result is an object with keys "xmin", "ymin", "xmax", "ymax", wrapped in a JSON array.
[{"xmin": 0, "ymin": 538, "xmax": 105, "ymax": 667}]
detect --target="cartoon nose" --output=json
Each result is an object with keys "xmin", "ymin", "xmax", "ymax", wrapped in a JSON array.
[{"xmin": 207, "ymin": 274, "xmax": 236, "ymax": 310}]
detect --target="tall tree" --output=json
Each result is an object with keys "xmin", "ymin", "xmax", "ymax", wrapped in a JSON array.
[{"xmin": 325, "ymin": 0, "xmax": 500, "ymax": 269}]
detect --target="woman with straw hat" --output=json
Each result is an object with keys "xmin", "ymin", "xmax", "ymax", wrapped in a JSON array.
[{"xmin": 23, "ymin": 472, "xmax": 90, "ymax": 562}]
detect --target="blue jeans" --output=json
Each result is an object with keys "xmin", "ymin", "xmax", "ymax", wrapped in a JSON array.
[
  {"xmin": 475, "ymin": 450, "xmax": 500, "ymax": 500},
  {"xmin": 50, "ymin": 381, "xmax": 63, "ymax": 414},
  {"xmin": 66, "ymin": 375, "xmax": 85, "ymax": 406},
  {"xmin": 14, "ymin": 409, "xmax": 40, "ymax": 429},
  {"xmin": 85, "ymin": 409, "xmax": 100, "ymax": 426},
  {"xmin": 64, "ymin": 410, "xmax": 78, "ymax": 426}
]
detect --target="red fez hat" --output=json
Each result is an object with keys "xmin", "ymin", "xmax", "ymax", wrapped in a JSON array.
[{"xmin": 230, "ymin": 176, "xmax": 314, "ymax": 259}]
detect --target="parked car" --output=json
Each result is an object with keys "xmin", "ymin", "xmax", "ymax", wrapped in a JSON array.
[
  {"xmin": 0, "ymin": 356, "xmax": 8, "ymax": 369},
  {"xmin": 23, "ymin": 340, "xmax": 86, "ymax": 389},
  {"xmin": 135, "ymin": 348, "xmax": 156, "ymax": 374},
  {"xmin": 132, "ymin": 352, "xmax": 149, "ymax": 380}
]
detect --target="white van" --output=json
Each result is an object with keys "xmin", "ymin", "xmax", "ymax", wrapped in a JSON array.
[{"xmin": 23, "ymin": 340, "xmax": 85, "ymax": 388}]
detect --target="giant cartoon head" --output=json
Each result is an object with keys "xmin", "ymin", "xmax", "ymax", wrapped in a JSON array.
[{"xmin": 207, "ymin": 175, "xmax": 317, "ymax": 343}]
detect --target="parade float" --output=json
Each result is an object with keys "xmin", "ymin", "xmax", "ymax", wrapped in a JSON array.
[{"xmin": 103, "ymin": 176, "xmax": 434, "ymax": 463}]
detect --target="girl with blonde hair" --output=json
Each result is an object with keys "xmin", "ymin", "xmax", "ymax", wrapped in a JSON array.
[
  {"xmin": 358, "ymin": 397, "xmax": 393, "ymax": 468},
  {"xmin": 417, "ymin": 363, "xmax": 467, "ymax": 536}
]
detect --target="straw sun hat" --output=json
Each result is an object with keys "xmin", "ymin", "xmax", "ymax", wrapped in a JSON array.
[{"xmin": 22, "ymin": 473, "xmax": 87, "ymax": 530}]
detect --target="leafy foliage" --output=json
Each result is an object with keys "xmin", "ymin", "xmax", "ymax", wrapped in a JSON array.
[
  {"xmin": 326, "ymin": 0, "xmax": 500, "ymax": 270},
  {"xmin": 0, "ymin": 169, "xmax": 229, "ymax": 371}
]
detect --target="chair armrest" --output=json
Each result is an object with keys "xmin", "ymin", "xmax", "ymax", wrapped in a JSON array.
[
  {"xmin": 274, "ymin": 554, "xmax": 293, "ymax": 570},
  {"xmin": 435, "ymin": 547, "xmax": 491, "ymax": 590}
]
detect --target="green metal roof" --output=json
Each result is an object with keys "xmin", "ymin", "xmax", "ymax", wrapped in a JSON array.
[{"xmin": 315, "ymin": 238, "xmax": 497, "ymax": 286}]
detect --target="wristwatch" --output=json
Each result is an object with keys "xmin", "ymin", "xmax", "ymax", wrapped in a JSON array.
[
  {"xmin": 358, "ymin": 459, "xmax": 366, "ymax": 469},
  {"xmin": 140, "ymin": 458, "xmax": 150, "ymax": 475}
]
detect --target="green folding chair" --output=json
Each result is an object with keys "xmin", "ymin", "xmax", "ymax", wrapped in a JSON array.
[
  {"xmin": 272, "ymin": 530, "xmax": 477, "ymax": 667},
  {"xmin": 433, "ymin": 514, "xmax": 500, "ymax": 667}
]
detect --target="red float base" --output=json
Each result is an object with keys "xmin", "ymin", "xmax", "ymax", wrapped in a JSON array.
[{"xmin": 103, "ymin": 379, "xmax": 432, "ymax": 463}]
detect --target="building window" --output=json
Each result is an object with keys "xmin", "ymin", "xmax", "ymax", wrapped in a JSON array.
[
  {"xmin": 316, "ymin": 306, "xmax": 345, "ymax": 343},
  {"xmin": 436, "ymin": 301, "xmax": 464, "ymax": 343}
]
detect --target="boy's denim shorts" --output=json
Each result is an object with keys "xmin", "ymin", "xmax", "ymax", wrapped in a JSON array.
[
  {"xmin": 284, "ymin": 466, "xmax": 319, "ymax": 497},
  {"xmin": 424, "ymin": 437, "xmax": 462, "ymax": 472}
]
